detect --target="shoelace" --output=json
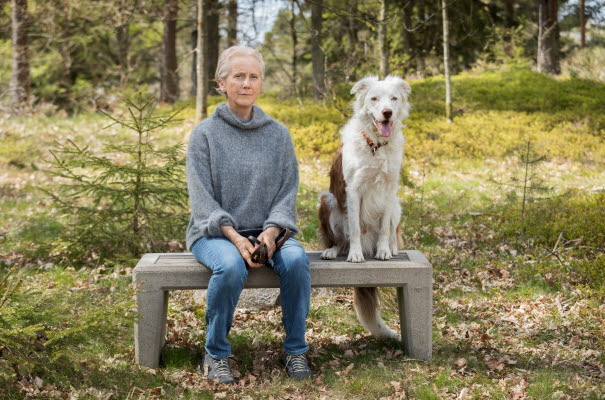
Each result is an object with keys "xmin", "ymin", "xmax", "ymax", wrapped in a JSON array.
[
  {"xmin": 286, "ymin": 354, "xmax": 309, "ymax": 373},
  {"xmin": 214, "ymin": 358, "xmax": 233, "ymax": 378}
]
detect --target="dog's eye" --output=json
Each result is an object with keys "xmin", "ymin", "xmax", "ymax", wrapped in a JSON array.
[
  {"xmin": 391, "ymin": 96, "xmax": 398, "ymax": 101},
  {"xmin": 371, "ymin": 97, "xmax": 378, "ymax": 101}
]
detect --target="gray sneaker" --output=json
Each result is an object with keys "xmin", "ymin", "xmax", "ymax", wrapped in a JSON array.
[
  {"xmin": 284, "ymin": 353, "xmax": 312, "ymax": 380},
  {"xmin": 201, "ymin": 352, "xmax": 235, "ymax": 384}
]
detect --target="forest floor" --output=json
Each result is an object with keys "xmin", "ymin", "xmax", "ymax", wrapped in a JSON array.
[{"xmin": 1, "ymin": 68, "xmax": 605, "ymax": 399}]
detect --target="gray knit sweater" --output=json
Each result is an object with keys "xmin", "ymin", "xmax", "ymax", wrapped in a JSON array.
[{"xmin": 185, "ymin": 103, "xmax": 299, "ymax": 250}]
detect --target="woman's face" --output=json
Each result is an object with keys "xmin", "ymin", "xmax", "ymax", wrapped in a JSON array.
[{"xmin": 219, "ymin": 55, "xmax": 262, "ymax": 115}]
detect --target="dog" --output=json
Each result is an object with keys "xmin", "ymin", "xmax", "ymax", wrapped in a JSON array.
[{"xmin": 318, "ymin": 75, "xmax": 411, "ymax": 339}]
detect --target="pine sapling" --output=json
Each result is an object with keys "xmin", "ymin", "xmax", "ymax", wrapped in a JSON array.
[{"xmin": 43, "ymin": 94, "xmax": 189, "ymax": 264}]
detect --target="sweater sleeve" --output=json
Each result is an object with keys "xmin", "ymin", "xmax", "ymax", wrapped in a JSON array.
[
  {"xmin": 186, "ymin": 126, "xmax": 237, "ymax": 238},
  {"xmin": 263, "ymin": 129, "xmax": 299, "ymax": 234}
]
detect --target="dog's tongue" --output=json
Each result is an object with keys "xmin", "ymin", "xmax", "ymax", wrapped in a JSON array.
[{"xmin": 380, "ymin": 121, "xmax": 392, "ymax": 137}]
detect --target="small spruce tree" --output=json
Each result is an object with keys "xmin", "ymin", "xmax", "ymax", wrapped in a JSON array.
[
  {"xmin": 44, "ymin": 95, "xmax": 189, "ymax": 264},
  {"xmin": 492, "ymin": 141, "xmax": 555, "ymax": 237}
]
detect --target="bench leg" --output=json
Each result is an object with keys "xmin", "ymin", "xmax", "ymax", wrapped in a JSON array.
[
  {"xmin": 397, "ymin": 284, "xmax": 432, "ymax": 361},
  {"xmin": 134, "ymin": 289, "xmax": 169, "ymax": 368}
]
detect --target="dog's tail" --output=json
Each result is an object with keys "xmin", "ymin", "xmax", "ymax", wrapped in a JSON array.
[
  {"xmin": 353, "ymin": 287, "xmax": 398, "ymax": 340},
  {"xmin": 318, "ymin": 191, "xmax": 337, "ymax": 249}
]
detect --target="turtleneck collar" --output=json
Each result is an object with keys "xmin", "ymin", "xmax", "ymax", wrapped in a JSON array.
[{"xmin": 215, "ymin": 103, "xmax": 272, "ymax": 130}]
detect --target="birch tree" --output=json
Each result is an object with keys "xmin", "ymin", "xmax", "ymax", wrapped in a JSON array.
[
  {"xmin": 195, "ymin": 0, "xmax": 208, "ymax": 122},
  {"xmin": 378, "ymin": 0, "xmax": 388, "ymax": 79},
  {"xmin": 442, "ymin": 0, "xmax": 452, "ymax": 122},
  {"xmin": 580, "ymin": 0, "xmax": 586, "ymax": 49},
  {"xmin": 311, "ymin": 0, "xmax": 325, "ymax": 98}
]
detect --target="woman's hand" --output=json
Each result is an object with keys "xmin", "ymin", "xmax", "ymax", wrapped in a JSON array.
[
  {"xmin": 258, "ymin": 226, "xmax": 281, "ymax": 259},
  {"xmin": 220, "ymin": 226, "xmax": 264, "ymax": 268}
]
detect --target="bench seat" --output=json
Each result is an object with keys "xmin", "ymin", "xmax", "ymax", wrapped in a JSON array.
[{"xmin": 133, "ymin": 250, "xmax": 432, "ymax": 368}]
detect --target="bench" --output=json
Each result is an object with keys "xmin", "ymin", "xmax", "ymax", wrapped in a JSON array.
[{"xmin": 133, "ymin": 250, "xmax": 432, "ymax": 369}]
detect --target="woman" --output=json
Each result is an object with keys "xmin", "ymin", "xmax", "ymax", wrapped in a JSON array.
[{"xmin": 186, "ymin": 45, "xmax": 312, "ymax": 384}]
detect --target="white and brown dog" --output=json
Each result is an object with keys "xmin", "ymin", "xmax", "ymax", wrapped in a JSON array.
[{"xmin": 318, "ymin": 75, "xmax": 411, "ymax": 339}]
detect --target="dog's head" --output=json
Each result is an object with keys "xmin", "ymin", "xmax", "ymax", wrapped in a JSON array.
[{"xmin": 351, "ymin": 75, "xmax": 411, "ymax": 138}]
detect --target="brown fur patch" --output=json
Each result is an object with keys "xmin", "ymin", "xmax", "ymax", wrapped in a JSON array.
[
  {"xmin": 328, "ymin": 145, "xmax": 347, "ymax": 214},
  {"xmin": 318, "ymin": 194, "xmax": 336, "ymax": 249},
  {"xmin": 353, "ymin": 287, "xmax": 380, "ymax": 322},
  {"xmin": 396, "ymin": 224, "xmax": 404, "ymax": 249}
]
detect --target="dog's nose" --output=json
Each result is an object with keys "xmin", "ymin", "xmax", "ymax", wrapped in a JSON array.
[{"xmin": 382, "ymin": 109, "xmax": 392, "ymax": 119}]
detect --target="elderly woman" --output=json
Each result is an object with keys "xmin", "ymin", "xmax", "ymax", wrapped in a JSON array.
[{"xmin": 186, "ymin": 46, "xmax": 312, "ymax": 384}]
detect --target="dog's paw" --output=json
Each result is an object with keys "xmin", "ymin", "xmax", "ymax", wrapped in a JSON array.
[
  {"xmin": 389, "ymin": 245, "xmax": 398, "ymax": 257},
  {"xmin": 347, "ymin": 248, "xmax": 365, "ymax": 263},
  {"xmin": 321, "ymin": 247, "xmax": 338, "ymax": 260},
  {"xmin": 375, "ymin": 247, "xmax": 392, "ymax": 260}
]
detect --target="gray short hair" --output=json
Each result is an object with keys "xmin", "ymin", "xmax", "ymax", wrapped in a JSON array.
[{"xmin": 215, "ymin": 45, "xmax": 265, "ymax": 96}]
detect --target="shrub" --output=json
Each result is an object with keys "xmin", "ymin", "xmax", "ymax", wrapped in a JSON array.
[
  {"xmin": 562, "ymin": 46, "xmax": 605, "ymax": 83},
  {"xmin": 496, "ymin": 191, "xmax": 605, "ymax": 249}
]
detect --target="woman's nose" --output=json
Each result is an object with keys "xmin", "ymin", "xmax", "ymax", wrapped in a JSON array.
[{"xmin": 242, "ymin": 77, "xmax": 251, "ymax": 87}]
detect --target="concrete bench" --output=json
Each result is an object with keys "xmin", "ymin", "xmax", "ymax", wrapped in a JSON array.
[{"xmin": 133, "ymin": 250, "xmax": 432, "ymax": 368}]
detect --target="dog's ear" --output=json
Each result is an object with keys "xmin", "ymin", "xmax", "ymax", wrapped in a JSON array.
[
  {"xmin": 351, "ymin": 75, "xmax": 378, "ymax": 98},
  {"xmin": 385, "ymin": 75, "xmax": 412, "ymax": 99}
]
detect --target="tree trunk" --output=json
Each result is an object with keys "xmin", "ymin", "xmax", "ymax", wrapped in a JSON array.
[
  {"xmin": 195, "ymin": 0, "xmax": 208, "ymax": 122},
  {"xmin": 505, "ymin": 0, "xmax": 515, "ymax": 28},
  {"xmin": 10, "ymin": 0, "xmax": 31, "ymax": 113},
  {"xmin": 580, "ymin": 0, "xmax": 585, "ymax": 49},
  {"xmin": 537, "ymin": 0, "xmax": 560, "ymax": 75},
  {"xmin": 205, "ymin": 0, "xmax": 219, "ymax": 94},
  {"xmin": 58, "ymin": 40, "xmax": 73, "ymax": 111},
  {"xmin": 402, "ymin": 0, "xmax": 416, "ymax": 72},
  {"xmin": 378, "ymin": 0, "xmax": 388, "ymax": 79},
  {"xmin": 290, "ymin": 0, "xmax": 298, "ymax": 97},
  {"xmin": 311, "ymin": 0, "xmax": 324, "ymax": 98},
  {"xmin": 191, "ymin": 29, "xmax": 197, "ymax": 98},
  {"xmin": 442, "ymin": 0, "xmax": 452, "ymax": 122},
  {"xmin": 227, "ymin": 0, "xmax": 237, "ymax": 47},
  {"xmin": 161, "ymin": 0, "xmax": 179, "ymax": 103},
  {"xmin": 416, "ymin": 0, "xmax": 427, "ymax": 76},
  {"xmin": 116, "ymin": 24, "xmax": 130, "ymax": 85}
]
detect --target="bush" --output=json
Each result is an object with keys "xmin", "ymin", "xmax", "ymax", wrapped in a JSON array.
[
  {"xmin": 562, "ymin": 46, "xmax": 605, "ymax": 82},
  {"xmin": 496, "ymin": 191, "xmax": 605, "ymax": 249}
]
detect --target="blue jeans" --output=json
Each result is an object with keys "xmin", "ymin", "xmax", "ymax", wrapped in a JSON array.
[{"xmin": 191, "ymin": 235, "xmax": 311, "ymax": 359}]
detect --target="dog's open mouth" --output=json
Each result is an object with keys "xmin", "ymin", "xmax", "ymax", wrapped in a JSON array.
[{"xmin": 373, "ymin": 118, "xmax": 394, "ymax": 137}]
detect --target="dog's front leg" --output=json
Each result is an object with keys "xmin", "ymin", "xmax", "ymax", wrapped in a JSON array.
[
  {"xmin": 389, "ymin": 199, "xmax": 402, "ymax": 256},
  {"xmin": 346, "ymin": 187, "xmax": 364, "ymax": 263},
  {"xmin": 375, "ymin": 207, "xmax": 392, "ymax": 260}
]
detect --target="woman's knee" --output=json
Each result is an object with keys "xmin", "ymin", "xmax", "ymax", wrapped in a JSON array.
[
  {"xmin": 280, "ymin": 247, "xmax": 310, "ymax": 277},
  {"xmin": 214, "ymin": 254, "xmax": 248, "ymax": 287}
]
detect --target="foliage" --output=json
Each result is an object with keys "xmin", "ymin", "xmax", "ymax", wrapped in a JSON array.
[
  {"xmin": 497, "ymin": 191, "xmax": 605, "ymax": 250},
  {"xmin": 43, "ymin": 95, "xmax": 188, "ymax": 265},
  {"xmin": 0, "ymin": 265, "xmax": 136, "ymax": 393},
  {"xmin": 562, "ymin": 46, "xmax": 605, "ymax": 82},
  {"xmin": 491, "ymin": 141, "xmax": 555, "ymax": 237},
  {"xmin": 261, "ymin": 68, "xmax": 605, "ymax": 163}
]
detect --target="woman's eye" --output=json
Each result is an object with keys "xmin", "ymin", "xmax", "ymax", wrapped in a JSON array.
[{"xmin": 371, "ymin": 97, "xmax": 378, "ymax": 101}]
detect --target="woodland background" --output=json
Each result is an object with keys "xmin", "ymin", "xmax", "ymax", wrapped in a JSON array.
[{"xmin": 1, "ymin": 1, "xmax": 605, "ymax": 399}]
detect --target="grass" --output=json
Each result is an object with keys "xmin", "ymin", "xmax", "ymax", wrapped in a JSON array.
[{"xmin": 1, "ymin": 67, "xmax": 605, "ymax": 399}]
